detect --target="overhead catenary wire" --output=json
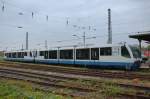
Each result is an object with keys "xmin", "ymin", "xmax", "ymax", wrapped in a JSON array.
[
  {"xmin": 0, "ymin": 23, "xmax": 23, "ymax": 28},
  {"xmin": 0, "ymin": 0, "xmax": 4, "ymax": 12},
  {"xmin": 0, "ymin": 22, "xmax": 149, "ymax": 39},
  {"xmin": 0, "ymin": 0, "xmax": 100, "ymax": 31},
  {"xmin": 0, "ymin": 23, "xmax": 32, "ymax": 29},
  {"xmin": 1, "ymin": 0, "xmax": 149, "ymax": 28},
  {"xmin": 41, "ymin": 32, "xmax": 133, "ymax": 49},
  {"xmin": 0, "ymin": 0, "xmax": 69, "ymax": 19},
  {"xmin": 53, "ymin": 33, "xmax": 129, "ymax": 43},
  {"xmin": 32, "ymin": 12, "xmax": 34, "ymax": 18},
  {"xmin": 1, "ymin": 0, "xmax": 148, "ymax": 34},
  {"xmin": 1, "ymin": 1, "xmax": 150, "ymax": 50},
  {"xmin": 2, "ymin": 4, "xmax": 4, "ymax": 12},
  {"xmin": 46, "ymin": 15, "xmax": 48, "ymax": 21},
  {"xmin": 0, "ymin": 0, "xmax": 97, "ymax": 33},
  {"xmin": 52, "ymin": 29, "xmax": 150, "ymax": 44}
]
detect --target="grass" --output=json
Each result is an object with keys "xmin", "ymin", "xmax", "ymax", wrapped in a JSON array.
[
  {"xmin": 0, "ymin": 57, "xmax": 3, "ymax": 61},
  {"xmin": 0, "ymin": 79, "xmax": 70, "ymax": 99},
  {"xmin": 0, "ymin": 75, "xmax": 149, "ymax": 99},
  {"xmin": 0, "ymin": 61, "xmax": 150, "ymax": 98},
  {"xmin": 0, "ymin": 78, "xmax": 132, "ymax": 99},
  {"xmin": 0, "ymin": 51, "xmax": 4, "ymax": 61},
  {"xmin": 59, "ymin": 77, "xmax": 150, "ymax": 98},
  {"xmin": 85, "ymin": 83, "xmax": 126, "ymax": 99}
]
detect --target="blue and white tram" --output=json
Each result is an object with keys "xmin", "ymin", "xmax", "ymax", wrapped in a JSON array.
[{"xmin": 4, "ymin": 44, "xmax": 141, "ymax": 70}]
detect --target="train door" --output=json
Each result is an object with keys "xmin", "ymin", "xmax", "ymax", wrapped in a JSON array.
[
  {"xmin": 33, "ymin": 51, "xmax": 37, "ymax": 58},
  {"xmin": 32, "ymin": 51, "xmax": 37, "ymax": 63},
  {"xmin": 45, "ymin": 51, "xmax": 49, "ymax": 59},
  {"xmin": 91, "ymin": 48, "xmax": 99, "ymax": 60}
]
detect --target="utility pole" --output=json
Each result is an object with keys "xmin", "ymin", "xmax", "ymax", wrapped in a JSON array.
[
  {"xmin": 45, "ymin": 40, "xmax": 48, "ymax": 49},
  {"xmin": 83, "ymin": 32, "xmax": 86, "ymax": 48},
  {"xmin": 21, "ymin": 44, "xmax": 23, "ymax": 51},
  {"xmin": 26, "ymin": 32, "xmax": 28, "ymax": 50},
  {"xmin": 107, "ymin": 8, "xmax": 112, "ymax": 44}
]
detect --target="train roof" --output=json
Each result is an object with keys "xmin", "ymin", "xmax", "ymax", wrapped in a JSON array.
[
  {"xmin": 89, "ymin": 43, "xmax": 124, "ymax": 48},
  {"xmin": 4, "ymin": 50, "xmax": 33, "ymax": 53},
  {"xmin": 4, "ymin": 43, "xmax": 125, "ymax": 53}
]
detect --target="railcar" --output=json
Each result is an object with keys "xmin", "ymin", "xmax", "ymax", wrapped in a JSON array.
[{"xmin": 4, "ymin": 44, "xmax": 141, "ymax": 70}]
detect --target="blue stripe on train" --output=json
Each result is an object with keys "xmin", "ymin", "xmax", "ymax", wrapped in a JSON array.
[{"xmin": 4, "ymin": 58, "xmax": 140, "ymax": 70}]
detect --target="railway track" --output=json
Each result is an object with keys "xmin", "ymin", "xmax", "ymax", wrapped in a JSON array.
[
  {"xmin": 0, "ymin": 66, "xmax": 150, "ymax": 92},
  {"xmin": 0, "ymin": 61, "xmax": 150, "ymax": 81},
  {"xmin": 0, "ymin": 75, "xmax": 88, "ymax": 98},
  {"xmin": 0, "ymin": 66, "xmax": 149, "ymax": 99},
  {"xmin": 0, "ymin": 69, "xmax": 96, "ymax": 91},
  {"xmin": 0, "ymin": 69, "xmax": 96, "ymax": 98}
]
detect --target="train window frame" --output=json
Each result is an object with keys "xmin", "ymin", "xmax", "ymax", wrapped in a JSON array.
[
  {"xmin": 48, "ymin": 50, "xmax": 57, "ymax": 59},
  {"xmin": 60, "ymin": 49, "xmax": 73, "ymax": 59},
  {"xmin": 100, "ymin": 47, "xmax": 112, "ymax": 56},
  {"xmin": 76, "ymin": 48, "xmax": 90, "ymax": 60},
  {"xmin": 91, "ymin": 48, "xmax": 99, "ymax": 60}
]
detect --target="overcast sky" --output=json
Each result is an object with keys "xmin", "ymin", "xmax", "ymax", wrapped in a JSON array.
[{"xmin": 0, "ymin": 0, "xmax": 150, "ymax": 51}]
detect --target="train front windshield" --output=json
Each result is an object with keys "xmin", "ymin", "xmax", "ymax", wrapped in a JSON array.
[{"xmin": 129, "ymin": 46, "xmax": 141, "ymax": 58}]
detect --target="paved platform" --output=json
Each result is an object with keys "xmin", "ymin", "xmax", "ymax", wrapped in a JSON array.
[{"xmin": 140, "ymin": 63, "xmax": 150, "ymax": 69}]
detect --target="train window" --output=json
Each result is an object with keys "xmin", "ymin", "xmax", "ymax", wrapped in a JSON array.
[
  {"xmin": 18, "ymin": 52, "xmax": 21, "ymax": 58},
  {"xmin": 15, "ymin": 52, "xmax": 18, "ymax": 58},
  {"xmin": 19, "ymin": 52, "xmax": 21, "ymax": 58},
  {"xmin": 21, "ymin": 52, "xmax": 23, "ymax": 58},
  {"xmin": 12, "ymin": 53, "xmax": 14, "ymax": 58},
  {"xmin": 40, "ymin": 51, "xmax": 44, "ymax": 56},
  {"xmin": 7, "ymin": 53, "xmax": 9, "ymax": 58},
  {"xmin": 30, "ymin": 52, "xmax": 32, "ymax": 57},
  {"xmin": 5, "ymin": 53, "xmax": 7, "ymax": 57},
  {"xmin": 45, "ymin": 51, "xmax": 49, "ymax": 59},
  {"xmin": 24, "ymin": 52, "xmax": 27, "ymax": 56},
  {"xmin": 49, "ymin": 50, "xmax": 57, "ymax": 59},
  {"xmin": 121, "ymin": 46, "xmax": 130, "ymax": 58},
  {"xmin": 12, "ymin": 52, "xmax": 17, "ymax": 58},
  {"xmin": 91, "ymin": 48, "xmax": 99, "ymax": 60},
  {"xmin": 4, "ymin": 53, "xmax": 6, "ymax": 56},
  {"xmin": 76, "ymin": 48, "xmax": 90, "ymax": 60},
  {"xmin": 15, "ymin": 53, "xmax": 17, "ymax": 58},
  {"xmin": 129, "ymin": 46, "xmax": 140, "ymax": 58},
  {"xmin": 21, "ymin": 52, "xmax": 24, "ymax": 58},
  {"xmin": 8, "ymin": 53, "xmax": 11, "ymax": 58},
  {"xmin": 33, "ymin": 51, "xmax": 37, "ymax": 57},
  {"xmin": 40, "ymin": 51, "xmax": 48, "ymax": 59},
  {"xmin": 100, "ymin": 47, "xmax": 112, "ymax": 56},
  {"xmin": 60, "ymin": 49, "xmax": 73, "ymax": 59}
]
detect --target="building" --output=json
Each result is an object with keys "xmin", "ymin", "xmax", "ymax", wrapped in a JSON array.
[{"xmin": 144, "ymin": 50, "xmax": 150, "ymax": 57}]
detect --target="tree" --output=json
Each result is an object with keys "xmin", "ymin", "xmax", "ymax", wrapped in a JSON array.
[{"xmin": 147, "ymin": 45, "xmax": 150, "ymax": 49}]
